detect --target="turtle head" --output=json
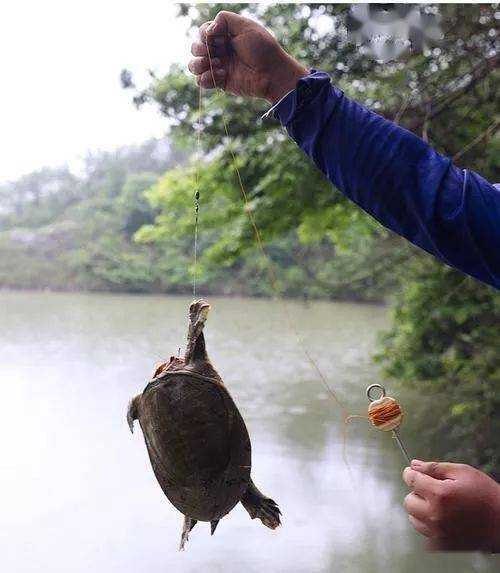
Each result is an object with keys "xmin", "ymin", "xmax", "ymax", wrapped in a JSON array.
[
  {"xmin": 189, "ymin": 299, "xmax": 211, "ymax": 336},
  {"xmin": 185, "ymin": 299, "xmax": 211, "ymax": 363}
]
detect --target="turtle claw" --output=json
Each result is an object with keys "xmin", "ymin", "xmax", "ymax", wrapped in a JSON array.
[
  {"xmin": 241, "ymin": 480, "xmax": 282, "ymax": 530},
  {"xmin": 254, "ymin": 497, "xmax": 282, "ymax": 530}
]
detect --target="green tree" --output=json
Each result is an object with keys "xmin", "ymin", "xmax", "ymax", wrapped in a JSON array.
[
  {"xmin": 125, "ymin": 3, "xmax": 500, "ymax": 473},
  {"xmin": 0, "ymin": 140, "xmax": 186, "ymax": 292},
  {"xmin": 125, "ymin": 3, "xmax": 498, "ymax": 294}
]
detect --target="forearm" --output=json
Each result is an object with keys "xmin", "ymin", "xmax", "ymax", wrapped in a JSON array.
[{"xmin": 274, "ymin": 72, "xmax": 500, "ymax": 289}]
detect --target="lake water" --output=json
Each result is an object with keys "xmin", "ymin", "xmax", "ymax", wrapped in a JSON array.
[{"xmin": 0, "ymin": 291, "xmax": 497, "ymax": 573}]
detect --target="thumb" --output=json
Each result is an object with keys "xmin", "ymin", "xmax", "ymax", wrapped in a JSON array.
[
  {"xmin": 411, "ymin": 460, "xmax": 460, "ymax": 480},
  {"xmin": 208, "ymin": 11, "xmax": 247, "ymax": 36}
]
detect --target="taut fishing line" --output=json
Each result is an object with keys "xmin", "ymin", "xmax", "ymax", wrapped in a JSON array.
[
  {"xmin": 203, "ymin": 41, "xmax": 347, "ymax": 417},
  {"xmin": 192, "ymin": 83, "xmax": 202, "ymax": 298},
  {"xmin": 195, "ymin": 40, "xmax": 412, "ymax": 471}
]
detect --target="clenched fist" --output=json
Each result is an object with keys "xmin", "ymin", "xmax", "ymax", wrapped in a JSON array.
[
  {"xmin": 188, "ymin": 10, "xmax": 308, "ymax": 103},
  {"xmin": 403, "ymin": 460, "xmax": 500, "ymax": 552}
]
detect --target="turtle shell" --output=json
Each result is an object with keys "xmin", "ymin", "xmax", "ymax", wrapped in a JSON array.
[{"xmin": 137, "ymin": 371, "xmax": 251, "ymax": 521}]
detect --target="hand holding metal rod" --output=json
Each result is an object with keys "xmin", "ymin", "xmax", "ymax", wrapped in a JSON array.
[{"xmin": 366, "ymin": 383, "xmax": 411, "ymax": 465}]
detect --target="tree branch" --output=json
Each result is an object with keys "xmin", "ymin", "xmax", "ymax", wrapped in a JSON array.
[{"xmin": 452, "ymin": 119, "xmax": 500, "ymax": 162}]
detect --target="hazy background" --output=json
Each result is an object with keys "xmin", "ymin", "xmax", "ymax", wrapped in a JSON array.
[{"xmin": 0, "ymin": 0, "xmax": 189, "ymax": 181}]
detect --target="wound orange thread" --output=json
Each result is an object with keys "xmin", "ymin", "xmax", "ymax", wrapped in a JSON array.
[{"xmin": 368, "ymin": 397, "xmax": 403, "ymax": 432}]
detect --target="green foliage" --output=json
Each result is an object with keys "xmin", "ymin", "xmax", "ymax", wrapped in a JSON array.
[
  {"xmin": 124, "ymin": 3, "xmax": 500, "ymax": 473},
  {"xmin": 125, "ymin": 3, "xmax": 498, "ymax": 298},
  {"xmin": 0, "ymin": 140, "xmax": 188, "ymax": 293},
  {"xmin": 118, "ymin": 173, "xmax": 159, "ymax": 237},
  {"xmin": 378, "ymin": 257, "xmax": 500, "ymax": 478}
]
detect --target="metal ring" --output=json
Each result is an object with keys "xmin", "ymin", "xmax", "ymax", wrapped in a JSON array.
[{"xmin": 366, "ymin": 383, "xmax": 386, "ymax": 402}]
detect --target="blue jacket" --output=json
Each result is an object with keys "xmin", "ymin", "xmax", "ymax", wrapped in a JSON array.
[{"xmin": 273, "ymin": 72, "xmax": 500, "ymax": 290}]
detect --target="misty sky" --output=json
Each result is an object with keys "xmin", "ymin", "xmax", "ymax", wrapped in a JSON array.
[{"xmin": 1, "ymin": 0, "xmax": 191, "ymax": 182}]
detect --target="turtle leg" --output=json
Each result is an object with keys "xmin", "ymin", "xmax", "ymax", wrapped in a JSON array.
[
  {"xmin": 240, "ymin": 478, "xmax": 281, "ymax": 530},
  {"xmin": 126, "ymin": 395, "xmax": 141, "ymax": 434},
  {"xmin": 179, "ymin": 516, "xmax": 197, "ymax": 551}
]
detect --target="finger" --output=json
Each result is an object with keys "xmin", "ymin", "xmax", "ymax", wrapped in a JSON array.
[
  {"xmin": 408, "ymin": 515, "xmax": 433, "ymax": 538},
  {"xmin": 403, "ymin": 467, "xmax": 441, "ymax": 499},
  {"xmin": 199, "ymin": 21, "xmax": 212, "ymax": 42},
  {"xmin": 199, "ymin": 19, "xmax": 231, "ymax": 55},
  {"xmin": 191, "ymin": 40, "xmax": 229, "ymax": 59},
  {"xmin": 411, "ymin": 460, "xmax": 460, "ymax": 480},
  {"xmin": 196, "ymin": 68, "xmax": 226, "ymax": 89},
  {"xmin": 403, "ymin": 492, "xmax": 430, "ymax": 522},
  {"xmin": 207, "ymin": 10, "xmax": 248, "ymax": 37},
  {"xmin": 188, "ymin": 57, "xmax": 222, "ymax": 76}
]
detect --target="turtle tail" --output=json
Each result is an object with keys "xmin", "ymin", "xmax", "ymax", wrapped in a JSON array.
[
  {"xmin": 241, "ymin": 479, "xmax": 281, "ymax": 530},
  {"xmin": 179, "ymin": 516, "xmax": 197, "ymax": 551}
]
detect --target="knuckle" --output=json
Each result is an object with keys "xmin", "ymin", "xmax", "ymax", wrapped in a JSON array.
[
  {"xmin": 199, "ymin": 21, "xmax": 211, "ymax": 35},
  {"xmin": 428, "ymin": 509, "xmax": 443, "ymax": 524},
  {"xmin": 404, "ymin": 468, "xmax": 416, "ymax": 486},
  {"xmin": 428, "ymin": 461, "xmax": 439, "ymax": 473},
  {"xmin": 403, "ymin": 493, "xmax": 412, "ymax": 510},
  {"xmin": 192, "ymin": 59, "xmax": 205, "ymax": 74},
  {"xmin": 428, "ymin": 501, "xmax": 446, "ymax": 525},
  {"xmin": 191, "ymin": 42, "xmax": 206, "ymax": 57},
  {"xmin": 437, "ymin": 482, "xmax": 454, "ymax": 501},
  {"xmin": 434, "ymin": 489, "xmax": 448, "ymax": 504}
]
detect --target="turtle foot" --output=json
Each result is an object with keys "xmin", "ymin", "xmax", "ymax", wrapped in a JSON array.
[
  {"xmin": 241, "ymin": 479, "xmax": 282, "ymax": 530},
  {"xmin": 126, "ymin": 395, "xmax": 140, "ymax": 434}
]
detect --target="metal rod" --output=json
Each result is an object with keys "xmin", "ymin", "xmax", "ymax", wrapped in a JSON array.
[{"xmin": 392, "ymin": 429, "xmax": 411, "ymax": 465}]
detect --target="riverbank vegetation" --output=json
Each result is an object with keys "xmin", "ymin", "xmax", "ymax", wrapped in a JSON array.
[
  {"xmin": 1, "ymin": 4, "xmax": 498, "ymax": 475},
  {"xmin": 0, "ymin": 138, "xmax": 402, "ymax": 300}
]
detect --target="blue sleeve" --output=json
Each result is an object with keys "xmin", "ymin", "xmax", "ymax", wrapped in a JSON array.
[{"xmin": 274, "ymin": 71, "xmax": 500, "ymax": 290}]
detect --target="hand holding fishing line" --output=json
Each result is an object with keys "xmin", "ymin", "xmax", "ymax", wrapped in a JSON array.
[
  {"xmin": 189, "ymin": 11, "xmax": 308, "ymax": 103},
  {"xmin": 366, "ymin": 385, "xmax": 500, "ymax": 551}
]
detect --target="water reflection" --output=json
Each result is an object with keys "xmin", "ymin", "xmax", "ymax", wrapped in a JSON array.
[{"xmin": 0, "ymin": 291, "xmax": 496, "ymax": 572}]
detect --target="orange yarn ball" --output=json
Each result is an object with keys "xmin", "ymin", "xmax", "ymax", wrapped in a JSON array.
[{"xmin": 368, "ymin": 396, "xmax": 403, "ymax": 431}]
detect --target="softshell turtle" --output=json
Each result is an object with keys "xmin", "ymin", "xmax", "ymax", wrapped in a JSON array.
[{"xmin": 127, "ymin": 299, "xmax": 281, "ymax": 549}]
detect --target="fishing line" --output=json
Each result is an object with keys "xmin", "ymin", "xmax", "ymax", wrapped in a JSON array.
[
  {"xmin": 193, "ymin": 190, "xmax": 200, "ymax": 297},
  {"xmin": 199, "ymin": 39, "xmax": 419, "ymax": 486},
  {"xmin": 203, "ymin": 41, "xmax": 348, "ymax": 420},
  {"xmin": 193, "ymin": 83, "xmax": 202, "ymax": 297}
]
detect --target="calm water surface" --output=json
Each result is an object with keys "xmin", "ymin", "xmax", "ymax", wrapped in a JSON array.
[{"xmin": 0, "ymin": 291, "xmax": 497, "ymax": 573}]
